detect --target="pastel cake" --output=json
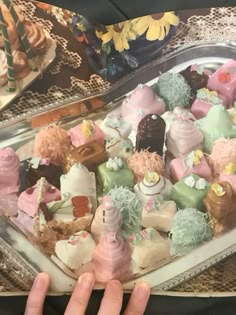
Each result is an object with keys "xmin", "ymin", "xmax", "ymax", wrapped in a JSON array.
[
  {"xmin": 190, "ymin": 88, "xmax": 227, "ymax": 119},
  {"xmin": 169, "ymin": 150, "xmax": 212, "ymax": 183},
  {"xmin": 207, "ymin": 59, "xmax": 236, "ymax": 106},
  {"xmin": 97, "ymin": 157, "xmax": 134, "ymax": 193},
  {"xmin": 129, "ymin": 228, "xmax": 170, "ymax": 268},
  {"xmin": 69, "ymin": 120, "xmax": 105, "ymax": 147},
  {"xmin": 122, "ymin": 84, "xmax": 165, "ymax": 131},
  {"xmin": 0, "ymin": 147, "xmax": 20, "ymax": 195},
  {"xmin": 170, "ymin": 174, "xmax": 209, "ymax": 211},
  {"xmin": 166, "ymin": 119, "xmax": 204, "ymax": 158},
  {"xmin": 196, "ymin": 105, "xmax": 236, "ymax": 153}
]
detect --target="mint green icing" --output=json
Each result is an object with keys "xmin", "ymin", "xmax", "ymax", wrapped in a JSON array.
[
  {"xmin": 108, "ymin": 186, "xmax": 142, "ymax": 239},
  {"xmin": 195, "ymin": 105, "xmax": 236, "ymax": 153},
  {"xmin": 170, "ymin": 174, "xmax": 209, "ymax": 211},
  {"xmin": 155, "ymin": 73, "xmax": 192, "ymax": 110},
  {"xmin": 104, "ymin": 115, "xmax": 120, "ymax": 128},
  {"xmin": 197, "ymin": 89, "xmax": 222, "ymax": 105},
  {"xmin": 169, "ymin": 208, "xmax": 212, "ymax": 256}
]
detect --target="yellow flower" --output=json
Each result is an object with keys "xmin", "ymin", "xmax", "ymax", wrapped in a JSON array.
[
  {"xmin": 96, "ymin": 12, "xmax": 179, "ymax": 52},
  {"xmin": 211, "ymin": 183, "xmax": 226, "ymax": 197},
  {"xmin": 133, "ymin": 12, "xmax": 179, "ymax": 41}
]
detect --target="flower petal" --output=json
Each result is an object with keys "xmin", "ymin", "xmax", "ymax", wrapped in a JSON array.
[{"xmin": 163, "ymin": 12, "xmax": 180, "ymax": 26}]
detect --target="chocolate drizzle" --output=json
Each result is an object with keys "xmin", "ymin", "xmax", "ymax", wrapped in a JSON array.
[
  {"xmin": 181, "ymin": 66, "xmax": 209, "ymax": 96},
  {"xmin": 39, "ymin": 202, "xmax": 54, "ymax": 222},
  {"xmin": 26, "ymin": 163, "xmax": 63, "ymax": 190},
  {"xmin": 136, "ymin": 114, "xmax": 166, "ymax": 156}
]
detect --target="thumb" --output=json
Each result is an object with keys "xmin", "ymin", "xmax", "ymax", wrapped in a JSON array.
[{"xmin": 24, "ymin": 273, "xmax": 50, "ymax": 315}]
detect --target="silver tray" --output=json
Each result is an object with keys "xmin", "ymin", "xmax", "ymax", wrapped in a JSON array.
[{"xmin": 0, "ymin": 41, "xmax": 236, "ymax": 293}]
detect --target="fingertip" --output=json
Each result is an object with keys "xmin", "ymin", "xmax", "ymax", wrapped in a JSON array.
[
  {"xmin": 133, "ymin": 281, "xmax": 151, "ymax": 298},
  {"xmin": 77, "ymin": 272, "xmax": 95, "ymax": 290},
  {"xmin": 32, "ymin": 272, "xmax": 50, "ymax": 290},
  {"xmin": 107, "ymin": 279, "xmax": 122, "ymax": 290}
]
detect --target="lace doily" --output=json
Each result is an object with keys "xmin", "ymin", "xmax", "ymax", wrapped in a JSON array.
[{"xmin": 163, "ymin": 7, "xmax": 236, "ymax": 54}]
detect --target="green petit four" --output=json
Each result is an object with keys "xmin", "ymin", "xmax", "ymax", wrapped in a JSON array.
[
  {"xmin": 97, "ymin": 157, "xmax": 134, "ymax": 193},
  {"xmin": 170, "ymin": 208, "xmax": 212, "ymax": 256},
  {"xmin": 170, "ymin": 174, "xmax": 209, "ymax": 211},
  {"xmin": 195, "ymin": 105, "xmax": 236, "ymax": 153}
]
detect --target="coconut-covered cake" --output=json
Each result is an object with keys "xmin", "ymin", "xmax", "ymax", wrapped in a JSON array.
[{"xmin": 2, "ymin": 59, "xmax": 236, "ymax": 284}]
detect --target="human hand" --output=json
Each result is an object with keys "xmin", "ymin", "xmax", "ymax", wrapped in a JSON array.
[{"xmin": 24, "ymin": 272, "xmax": 150, "ymax": 315}]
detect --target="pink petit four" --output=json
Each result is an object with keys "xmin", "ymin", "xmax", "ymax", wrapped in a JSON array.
[
  {"xmin": 162, "ymin": 106, "xmax": 196, "ymax": 132},
  {"xmin": 170, "ymin": 150, "xmax": 212, "ymax": 183},
  {"xmin": 0, "ymin": 147, "xmax": 20, "ymax": 195},
  {"xmin": 122, "ymin": 84, "xmax": 165, "ymax": 131},
  {"xmin": 92, "ymin": 232, "xmax": 131, "ymax": 282},
  {"xmin": 91, "ymin": 196, "xmax": 122, "ymax": 242},
  {"xmin": 166, "ymin": 119, "xmax": 204, "ymax": 158},
  {"xmin": 69, "ymin": 120, "xmax": 104, "ymax": 147},
  {"xmin": 207, "ymin": 59, "xmax": 236, "ymax": 106},
  {"xmin": 190, "ymin": 88, "xmax": 228, "ymax": 119},
  {"xmin": 18, "ymin": 178, "xmax": 61, "ymax": 217}
]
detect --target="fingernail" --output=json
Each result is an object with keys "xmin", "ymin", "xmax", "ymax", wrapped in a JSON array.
[
  {"xmin": 133, "ymin": 282, "xmax": 150, "ymax": 298},
  {"xmin": 108, "ymin": 279, "xmax": 122, "ymax": 290},
  {"xmin": 33, "ymin": 273, "xmax": 49, "ymax": 290},
  {"xmin": 78, "ymin": 273, "xmax": 95, "ymax": 289}
]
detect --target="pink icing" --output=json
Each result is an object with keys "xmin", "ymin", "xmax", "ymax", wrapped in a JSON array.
[
  {"xmin": 122, "ymin": 84, "xmax": 165, "ymax": 131},
  {"xmin": 0, "ymin": 147, "xmax": 20, "ymax": 195},
  {"xmin": 69, "ymin": 121, "xmax": 104, "ymax": 147},
  {"xmin": 166, "ymin": 120, "xmax": 204, "ymax": 158},
  {"xmin": 92, "ymin": 232, "xmax": 131, "ymax": 282},
  {"xmin": 33, "ymin": 125, "xmax": 71, "ymax": 165},
  {"xmin": 127, "ymin": 150, "xmax": 165, "ymax": 183},
  {"xmin": 17, "ymin": 179, "xmax": 61, "ymax": 217},
  {"xmin": 210, "ymin": 138, "xmax": 236, "ymax": 176},
  {"xmin": 207, "ymin": 59, "xmax": 236, "ymax": 106},
  {"xmin": 91, "ymin": 196, "xmax": 122, "ymax": 242},
  {"xmin": 170, "ymin": 154, "xmax": 212, "ymax": 183}
]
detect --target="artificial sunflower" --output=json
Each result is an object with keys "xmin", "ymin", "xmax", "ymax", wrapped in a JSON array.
[
  {"xmin": 96, "ymin": 21, "xmax": 137, "ymax": 52},
  {"xmin": 134, "ymin": 12, "xmax": 180, "ymax": 41},
  {"xmin": 97, "ymin": 11, "xmax": 179, "ymax": 52}
]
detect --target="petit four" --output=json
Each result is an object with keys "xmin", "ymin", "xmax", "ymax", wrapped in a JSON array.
[
  {"xmin": 55, "ymin": 231, "xmax": 96, "ymax": 270},
  {"xmin": 64, "ymin": 140, "xmax": 108, "ymax": 173},
  {"xmin": 170, "ymin": 208, "xmax": 212, "ymax": 256},
  {"xmin": 60, "ymin": 163, "xmax": 97, "ymax": 210},
  {"xmin": 134, "ymin": 171, "xmax": 172, "ymax": 201},
  {"xmin": 170, "ymin": 150, "xmax": 212, "ymax": 183},
  {"xmin": 108, "ymin": 186, "xmax": 142, "ymax": 238},
  {"xmin": 190, "ymin": 88, "xmax": 226, "ymax": 119},
  {"xmin": 218, "ymin": 163, "xmax": 236, "ymax": 193},
  {"xmin": 207, "ymin": 59, "xmax": 236, "ymax": 106},
  {"xmin": 25, "ymin": 157, "xmax": 63, "ymax": 190},
  {"xmin": 166, "ymin": 119, "xmax": 204, "ymax": 158},
  {"xmin": 69, "ymin": 120, "xmax": 105, "ymax": 147},
  {"xmin": 180, "ymin": 64, "xmax": 209, "ymax": 95},
  {"xmin": 91, "ymin": 196, "xmax": 122, "ymax": 241},
  {"xmin": 161, "ymin": 106, "xmax": 196, "ymax": 132},
  {"xmin": 204, "ymin": 181, "xmax": 236, "ymax": 235},
  {"xmin": 170, "ymin": 174, "xmax": 209, "ymax": 211},
  {"xmin": 196, "ymin": 105, "xmax": 236, "ymax": 153},
  {"xmin": 92, "ymin": 232, "xmax": 131, "ymax": 282},
  {"xmin": 129, "ymin": 228, "xmax": 170, "ymax": 268},
  {"xmin": 155, "ymin": 72, "xmax": 192, "ymax": 110},
  {"xmin": 122, "ymin": 84, "xmax": 165, "ymax": 131},
  {"xmin": 0, "ymin": 147, "xmax": 20, "ymax": 195},
  {"xmin": 98, "ymin": 113, "xmax": 132, "ymax": 140},
  {"xmin": 128, "ymin": 150, "xmax": 165, "ymax": 183},
  {"xmin": 209, "ymin": 138, "xmax": 236, "ymax": 176},
  {"xmin": 97, "ymin": 157, "xmax": 134, "ymax": 193},
  {"xmin": 33, "ymin": 125, "xmax": 71, "ymax": 166},
  {"xmin": 136, "ymin": 114, "xmax": 166, "ymax": 157}
]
